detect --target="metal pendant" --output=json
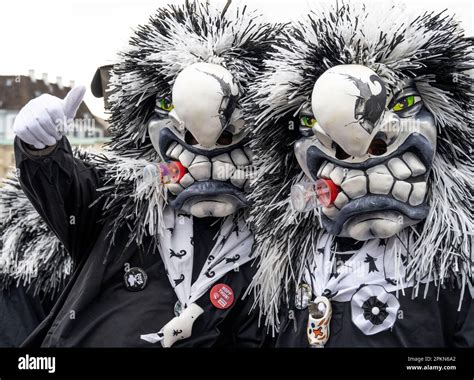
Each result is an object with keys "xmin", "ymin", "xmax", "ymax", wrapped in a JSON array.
[
  {"xmin": 174, "ymin": 300, "xmax": 183, "ymax": 317},
  {"xmin": 307, "ymin": 296, "xmax": 332, "ymax": 348},
  {"xmin": 123, "ymin": 267, "xmax": 148, "ymax": 291},
  {"xmin": 295, "ymin": 283, "xmax": 312, "ymax": 310}
]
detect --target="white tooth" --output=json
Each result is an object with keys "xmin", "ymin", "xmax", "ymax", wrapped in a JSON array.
[
  {"xmin": 178, "ymin": 150, "xmax": 195, "ymax": 168},
  {"xmin": 166, "ymin": 142, "xmax": 177, "ymax": 157},
  {"xmin": 166, "ymin": 183, "xmax": 184, "ymax": 195},
  {"xmin": 321, "ymin": 163, "xmax": 334, "ymax": 179},
  {"xmin": 366, "ymin": 164, "xmax": 390, "ymax": 175},
  {"xmin": 402, "ymin": 152, "xmax": 426, "ymax": 176},
  {"xmin": 169, "ymin": 144, "xmax": 184, "ymax": 160},
  {"xmin": 230, "ymin": 169, "xmax": 246, "ymax": 188},
  {"xmin": 341, "ymin": 176, "xmax": 367, "ymax": 199},
  {"xmin": 322, "ymin": 205, "xmax": 339, "ymax": 219},
  {"xmin": 230, "ymin": 149, "xmax": 250, "ymax": 167},
  {"xmin": 212, "ymin": 161, "xmax": 235, "ymax": 181},
  {"xmin": 179, "ymin": 173, "xmax": 195, "ymax": 188},
  {"xmin": 191, "ymin": 155, "xmax": 209, "ymax": 164},
  {"xmin": 188, "ymin": 161, "xmax": 211, "ymax": 180},
  {"xmin": 212, "ymin": 153, "xmax": 232, "ymax": 164},
  {"xmin": 243, "ymin": 146, "xmax": 253, "ymax": 163},
  {"xmin": 345, "ymin": 169, "xmax": 365, "ymax": 179},
  {"xmin": 368, "ymin": 173, "xmax": 394, "ymax": 195},
  {"xmin": 317, "ymin": 162, "xmax": 327, "ymax": 178},
  {"xmin": 409, "ymin": 182, "xmax": 427, "ymax": 206},
  {"xmin": 388, "ymin": 158, "xmax": 411, "ymax": 180},
  {"xmin": 334, "ymin": 192, "xmax": 349, "ymax": 209},
  {"xmin": 392, "ymin": 181, "xmax": 412, "ymax": 202},
  {"xmin": 329, "ymin": 167, "xmax": 345, "ymax": 186}
]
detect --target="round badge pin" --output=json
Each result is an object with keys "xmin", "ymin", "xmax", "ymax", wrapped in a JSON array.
[
  {"xmin": 124, "ymin": 267, "xmax": 148, "ymax": 291},
  {"xmin": 210, "ymin": 283, "xmax": 234, "ymax": 310}
]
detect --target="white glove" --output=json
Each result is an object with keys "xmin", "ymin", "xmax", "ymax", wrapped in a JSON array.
[{"xmin": 13, "ymin": 86, "xmax": 86, "ymax": 149}]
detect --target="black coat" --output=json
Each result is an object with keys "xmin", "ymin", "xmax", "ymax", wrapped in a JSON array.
[
  {"xmin": 0, "ymin": 285, "xmax": 53, "ymax": 347},
  {"xmin": 276, "ymin": 261, "xmax": 473, "ymax": 347},
  {"xmin": 15, "ymin": 137, "xmax": 264, "ymax": 347}
]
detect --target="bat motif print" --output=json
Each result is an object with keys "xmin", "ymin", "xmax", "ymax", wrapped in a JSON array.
[
  {"xmin": 205, "ymin": 269, "xmax": 216, "ymax": 278},
  {"xmin": 225, "ymin": 254, "xmax": 240, "ymax": 264},
  {"xmin": 364, "ymin": 254, "xmax": 379, "ymax": 273},
  {"xmin": 174, "ymin": 274, "xmax": 185, "ymax": 286},
  {"xmin": 170, "ymin": 249, "xmax": 187, "ymax": 259}
]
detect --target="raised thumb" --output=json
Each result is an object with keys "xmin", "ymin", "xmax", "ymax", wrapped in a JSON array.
[{"xmin": 63, "ymin": 85, "xmax": 86, "ymax": 119}]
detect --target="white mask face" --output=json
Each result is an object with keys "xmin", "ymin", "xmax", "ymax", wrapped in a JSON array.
[
  {"xmin": 295, "ymin": 65, "xmax": 437, "ymax": 240},
  {"xmin": 148, "ymin": 62, "xmax": 252, "ymax": 218}
]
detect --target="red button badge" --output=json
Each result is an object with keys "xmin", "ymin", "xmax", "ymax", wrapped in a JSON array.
[{"xmin": 210, "ymin": 283, "xmax": 235, "ymax": 309}]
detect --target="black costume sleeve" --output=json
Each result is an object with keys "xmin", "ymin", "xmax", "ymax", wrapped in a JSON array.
[
  {"xmin": 453, "ymin": 292, "xmax": 474, "ymax": 347},
  {"xmin": 221, "ymin": 264, "xmax": 270, "ymax": 347},
  {"xmin": 230, "ymin": 298, "xmax": 270, "ymax": 347},
  {"xmin": 14, "ymin": 136, "xmax": 103, "ymax": 263}
]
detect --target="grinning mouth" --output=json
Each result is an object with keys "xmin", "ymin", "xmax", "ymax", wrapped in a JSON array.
[
  {"xmin": 159, "ymin": 126, "xmax": 253, "ymax": 210},
  {"xmin": 310, "ymin": 149, "xmax": 431, "ymax": 235}
]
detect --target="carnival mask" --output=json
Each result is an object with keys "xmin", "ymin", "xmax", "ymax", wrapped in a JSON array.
[
  {"xmin": 294, "ymin": 64, "xmax": 437, "ymax": 240},
  {"xmin": 148, "ymin": 62, "xmax": 252, "ymax": 218}
]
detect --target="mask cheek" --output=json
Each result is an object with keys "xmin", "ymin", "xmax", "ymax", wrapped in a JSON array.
[
  {"xmin": 417, "ymin": 114, "xmax": 437, "ymax": 151},
  {"xmin": 295, "ymin": 138, "xmax": 317, "ymax": 180},
  {"xmin": 148, "ymin": 118, "xmax": 174, "ymax": 160}
]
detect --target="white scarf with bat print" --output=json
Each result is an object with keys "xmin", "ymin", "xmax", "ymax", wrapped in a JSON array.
[
  {"xmin": 300, "ymin": 234, "xmax": 415, "ymax": 338},
  {"xmin": 141, "ymin": 206, "xmax": 254, "ymax": 347}
]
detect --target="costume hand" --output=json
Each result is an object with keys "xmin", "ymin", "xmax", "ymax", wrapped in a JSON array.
[{"xmin": 13, "ymin": 85, "xmax": 86, "ymax": 149}]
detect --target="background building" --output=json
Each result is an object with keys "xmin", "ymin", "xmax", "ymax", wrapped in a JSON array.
[{"xmin": 0, "ymin": 71, "xmax": 109, "ymax": 180}]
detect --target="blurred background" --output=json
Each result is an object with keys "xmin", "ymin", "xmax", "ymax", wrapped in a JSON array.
[{"xmin": 0, "ymin": 0, "xmax": 472, "ymax": 180}]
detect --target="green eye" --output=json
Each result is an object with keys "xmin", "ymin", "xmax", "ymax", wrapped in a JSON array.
[
  {"xmin": 392, "ymin": 95, "xmax": 417, "ymax": 112},
  {"xmin": 300, "ymin": 115, "xmax": 317, "ymax": 128},
  {"xmin": 158, "ymin": 98, "xmax": 174, "ymax": 112}
]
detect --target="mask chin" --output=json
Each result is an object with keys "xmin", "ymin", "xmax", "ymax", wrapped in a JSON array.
[
  {"xmin": 179, "ymin": 195, "xmax": 244, "ymax": 218},
  {"xmin": 338, "ymin": 211, "xmax": 417, "ymax": 240}
]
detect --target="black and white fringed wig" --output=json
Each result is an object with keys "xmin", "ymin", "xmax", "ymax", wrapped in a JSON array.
[{"xmin": 246, "ymin": 2, "xmax": 473, "ymax": 337}]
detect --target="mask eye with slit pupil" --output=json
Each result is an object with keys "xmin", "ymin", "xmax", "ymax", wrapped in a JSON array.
[
  {"xmin": 392, "ymin": 95, "xmax": 418, "ymax": 112},
  {"xmin": 300, "ymin": 115, "xmax": 317, "ymax": 128},
  {"xmin": 157, "ymin": 98, "xmax": 174, "ymax": 112}
]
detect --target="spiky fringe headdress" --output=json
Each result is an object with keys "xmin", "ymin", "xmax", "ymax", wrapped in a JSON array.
[{"xmin": 246, "ymin": 2, "xmax": 474, "ymax": 332}]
